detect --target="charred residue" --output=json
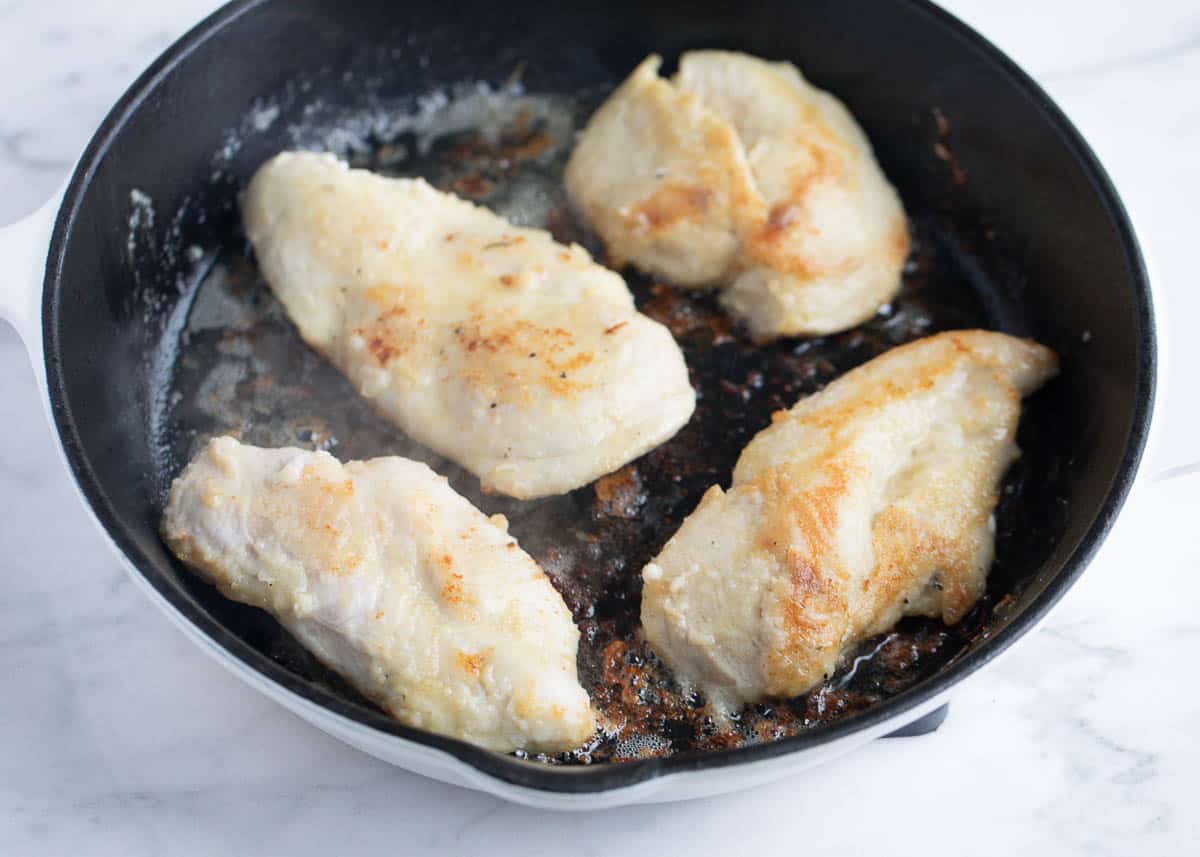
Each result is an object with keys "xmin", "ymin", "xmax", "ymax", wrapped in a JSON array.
[{"xmin": 154, "ymin": 90, "xmax": 1066, "ymax": 766}]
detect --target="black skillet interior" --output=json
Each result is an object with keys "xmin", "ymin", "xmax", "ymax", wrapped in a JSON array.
[{"xmin": 45, "ymin": 0, "xmax": 1153, "ymax": 791}]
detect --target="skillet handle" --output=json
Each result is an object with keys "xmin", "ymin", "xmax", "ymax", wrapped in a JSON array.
[
  {"xmin": 0, "ymin": 190, "xmax": 63, "ymax": 389},
  {"xmin": 882, "ymin": 704, "xmax": 949, "ymax": 738}
]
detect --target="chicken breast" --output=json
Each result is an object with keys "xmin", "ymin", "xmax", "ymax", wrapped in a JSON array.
[
  {"xmin": 563, "ymin": 56, "xmax": 760, "ymax": 287},
  {"xmin": 640, "ymin": 331, "xmax": 1058, "ymax": 710},
  {"xmin": 161, "ymin": 436, "xmax": 596, "ymax": 754},
  {"xmin": 242, "ymin": 152, "xmax": 695, "ymax": 500},
  {"xmin": 565, "ymin": 51, "xmax": 909, "ymax": 340}
]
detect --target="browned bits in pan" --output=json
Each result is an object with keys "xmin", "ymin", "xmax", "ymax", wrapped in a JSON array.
[
  {"xmin": 157, "ymin": 90, "xmax": 1065, "ymax": 765},
  {"xmin": 593, "ymin": 466, "xmax": 645, "ymax": 520}
]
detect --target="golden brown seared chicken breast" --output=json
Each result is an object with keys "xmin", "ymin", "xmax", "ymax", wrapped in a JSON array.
[
  {"xmin": 565, "ymin": 51, "xmax": 909, "ymax": 340},
  {"xmin": 563, "ymin": 55, "xmax": 760, "ymax": 288},
  {"xmin": 162, "ymin": 436, "xmax": 596, "ymax": 754},
  {"xmin": 640, "ymin": 331, "xmax": 1058, "ymax": 710},
  {"xmin": 242, "ymin": 152, "xmax": 695, "ymax": 500}
]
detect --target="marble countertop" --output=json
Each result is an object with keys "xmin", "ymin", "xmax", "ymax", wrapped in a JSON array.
[{"xmin": 2, "ymin": 1, "xmax": 1197, "ymax": 853}]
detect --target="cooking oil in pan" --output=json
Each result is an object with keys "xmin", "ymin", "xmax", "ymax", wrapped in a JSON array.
[{"xmin": 150, "ymin": 84, "xmax": 1068, "ymax": 764}]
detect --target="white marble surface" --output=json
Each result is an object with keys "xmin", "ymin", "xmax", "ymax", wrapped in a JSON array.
[{"xmin": 1, "ymin": 1, "xmax": 1198, "ymax": 853}]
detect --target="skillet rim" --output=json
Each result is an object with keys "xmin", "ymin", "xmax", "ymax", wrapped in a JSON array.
[{"xmin": 41, "ymin": 0, "xmax": 1156, "ymax": 794}]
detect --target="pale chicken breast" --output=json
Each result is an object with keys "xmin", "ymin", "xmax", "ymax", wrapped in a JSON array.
[
  {"xmin": 563, "ymin": 56, "xmax": 760, "ymax": 286},
  {"xmin": 565, "ymin": 51, "xmax": 909, "ymax": 340},
  {"xmin": 640, "ymin": 331, "xmax": 1057, "ymax": 710},
  {"xmin": 242, "ymin": 152, "xmax": 694, "ymax": 500},
  {"xmin": 161, "ymin": 436, "xmax": 596, "ymax": 754}
]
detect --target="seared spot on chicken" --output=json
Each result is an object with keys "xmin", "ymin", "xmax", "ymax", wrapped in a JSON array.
[
  {"xmin": 456, "ymin": 649, "xmax": 492, "ymax": 676},
  {"xmin": 640, "ymin": 331, "xmax": 1057, "ymax": 709},
  {"xmin": 161, "ymin": 436, "xmax": 596, "ymax": 753},
  {"xmin": 625, "ymin": 183, "xmax": 716, "ymax": 232}
]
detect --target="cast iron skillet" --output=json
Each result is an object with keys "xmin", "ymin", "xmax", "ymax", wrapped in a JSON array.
[{"xmin": 15, "ymin": 0, "xmax": 1154, "ymax": 796}]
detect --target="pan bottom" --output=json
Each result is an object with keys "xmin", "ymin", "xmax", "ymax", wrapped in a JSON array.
[{"xmin": 148, "ymin": 85, "xmax": 1067, "ymax": 765}]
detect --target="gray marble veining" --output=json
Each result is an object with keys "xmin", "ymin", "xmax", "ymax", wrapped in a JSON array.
[{"xmin": 1, "ymin": 1, "xmax": 1198, "ymax": 854}]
